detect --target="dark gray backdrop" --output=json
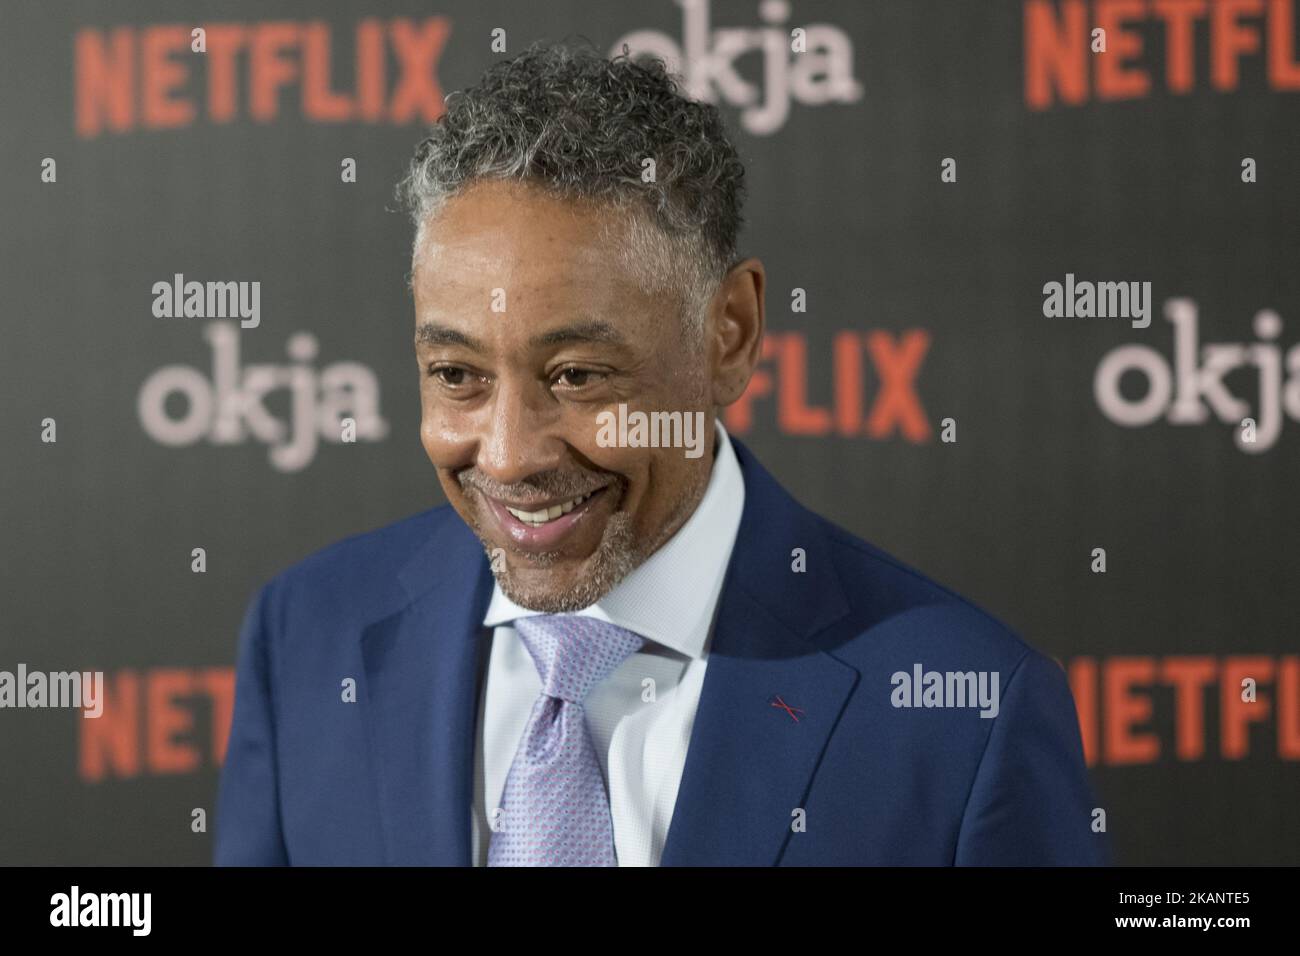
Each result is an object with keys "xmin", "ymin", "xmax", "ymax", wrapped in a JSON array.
[{"xmin": 1, "ymin": 0, "xmax": 1297, "ymax": 865}]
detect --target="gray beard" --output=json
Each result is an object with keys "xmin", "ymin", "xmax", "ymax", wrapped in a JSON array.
[{"xmin": 488, "ymin": 510, "xmax": 640, "ymax": 612}]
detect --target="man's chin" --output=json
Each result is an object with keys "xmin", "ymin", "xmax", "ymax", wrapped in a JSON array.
[{"xmin": 487, "ymin": 512, "xmax": 640, "ymax": 613}]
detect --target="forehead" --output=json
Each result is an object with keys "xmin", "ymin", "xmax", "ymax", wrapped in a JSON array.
[{"xmin": 413, "ymin": 180, "xmax": 638, "ymax": 308}]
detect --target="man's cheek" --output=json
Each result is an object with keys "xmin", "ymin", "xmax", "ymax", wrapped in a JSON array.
[
  {"xmin": 421, "ymin": 408, "xmax": 477, "ymax": 467},
  {"xmin": 572, "ymin": 423, "xmax": 643, "ymax": 479},
  {"xmin": 561, "ymin": 408, "xmax": 620, "ymax": 465}
]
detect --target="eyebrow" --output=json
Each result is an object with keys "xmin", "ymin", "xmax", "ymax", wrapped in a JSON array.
[
  {"xmin": 415, "ymin": 319, "xmax": 628, "ymax": 351},
  {"xmin": 415, "ymin": 322, "xmax": 483, "ymax": 349},
  {"xmin": 529, "ymin": 320, "xmax": 626, "ymax": 348}
]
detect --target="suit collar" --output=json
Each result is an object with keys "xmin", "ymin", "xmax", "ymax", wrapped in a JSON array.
[{"xmin": 713, "ymin": 438, "xmax": 851, "ymax": 640}]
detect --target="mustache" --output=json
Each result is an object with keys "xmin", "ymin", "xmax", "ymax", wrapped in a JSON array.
[{"xmin": 457, "ymin": 467, "xmax": 618, "ymax": 502}]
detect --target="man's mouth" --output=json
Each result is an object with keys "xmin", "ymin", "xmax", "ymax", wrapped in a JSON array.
[
  {"xmin": 502, "ymin": 490, "xmax": 601, "ymax": 527},
  {"xmin": 478, "ymin": 485, "xmax": 613, "ymax": 553}
]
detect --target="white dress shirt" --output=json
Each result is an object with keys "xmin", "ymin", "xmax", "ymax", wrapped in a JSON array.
[{"xmin": 470, "ymin": 419, "xmax": 745, "ymax": 866}]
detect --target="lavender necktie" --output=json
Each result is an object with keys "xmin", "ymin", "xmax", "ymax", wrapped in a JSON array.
[{"xmin": 487, "ymin": 614, "xmax": 645, "ymax": 867}]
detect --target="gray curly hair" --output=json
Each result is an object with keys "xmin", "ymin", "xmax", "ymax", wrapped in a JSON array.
[{"xmin": 395, "ymin": 41, "xmax": 747, "ymax": 336}]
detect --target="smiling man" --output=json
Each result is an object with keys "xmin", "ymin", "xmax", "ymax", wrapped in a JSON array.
[
  {"xmin": 409, "ymin": 174, "xmax": 747, "ymax": 616},
  {"xmin": 214, "ymin": 43, "xmax": 1108, "ymax": 867}
]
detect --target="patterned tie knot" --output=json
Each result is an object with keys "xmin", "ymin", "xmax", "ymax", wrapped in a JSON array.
[{"xmin": 512, "ymin": 615, "xmax": 645, "ymax": 704}]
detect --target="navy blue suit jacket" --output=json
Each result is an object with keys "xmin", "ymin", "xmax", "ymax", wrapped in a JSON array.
[{"xmin": 214, "ymin": 439, "xmax": 1109, "ymax": 866}]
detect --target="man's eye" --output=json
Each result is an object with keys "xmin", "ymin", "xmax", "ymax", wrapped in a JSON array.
[
  {"xmin": 429, "ymin": 366, "xmax": 468, "ymax": 386},
  {"xmin": 555, "ymin": 367, "xmax": 600, "ymax": 388}
]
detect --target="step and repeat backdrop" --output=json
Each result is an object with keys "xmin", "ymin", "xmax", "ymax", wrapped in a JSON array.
[{"xmin": 1, "ymin": 0, "xmax": 1297, "ymax": 865}]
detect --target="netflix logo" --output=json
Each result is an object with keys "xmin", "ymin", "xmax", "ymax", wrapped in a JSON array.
[
  {"xmin": 79, "ymin": 667, "xmax": 234, "ymax": 782},
  {"xmin": 1024, "ymin": 0, "xmax": 1300, "ymax": 109},
  {"xmin": 1063, "ymin": 654, "xmax": 1300, "ymax": 767},
  {"xmin": 723, "ymin": 330, "xmax": 932, "ymax": 442},
  {"xmin": 74, "ymin": 17, "xmax": 451, "ymax": 138}
]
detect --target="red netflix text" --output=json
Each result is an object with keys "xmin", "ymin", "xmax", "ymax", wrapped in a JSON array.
[
  {"xmin": 1024, "ymin": 0, "xmax": 1300, "ymax": 109},
  {"xmin": 723, "ymin": 330, "xmax": 932, "ymax": 442},
  {"xmin": 79, "ymin": 667, "xmax": 234, "ymax": 781},
  {"xmin": 1062, "ymin": 654, "xmax": 1300, "ymax": 766},
  {"xmin": 75, "ymin": 17, "xmax": 450, "ymax": 138}
]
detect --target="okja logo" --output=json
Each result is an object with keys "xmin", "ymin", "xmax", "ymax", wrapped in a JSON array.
[
  {"xmin": 612, "ymin": 0, "xmax": 863, "ymax": 136},
  {"xmin": 138, "ymin": 321, "xmax": 388, "ymax": 471},
  {"xmin": 1094, "ymin": 299, "xmax": 1300, "ymax": 453}
]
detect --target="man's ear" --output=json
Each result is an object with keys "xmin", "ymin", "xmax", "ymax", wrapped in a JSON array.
[{"xmin": 709, "ymin": 257, "xmax": 765, "ymax": 406}]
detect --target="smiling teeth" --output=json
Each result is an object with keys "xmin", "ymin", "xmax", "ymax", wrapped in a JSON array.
[{"xmin": 505, "ymin": 492, "xmax": 594, "ymax": 527}]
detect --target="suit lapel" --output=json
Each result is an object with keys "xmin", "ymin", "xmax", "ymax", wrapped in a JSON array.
[
  {"xmin": 360, "ymin": 513, "xmax": 494, "ymax": 866},
  {"xmin": 660, "ymin": 441, "xmax": 859, "ymax": 866}
]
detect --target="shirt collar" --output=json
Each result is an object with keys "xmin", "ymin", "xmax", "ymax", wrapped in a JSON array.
[{"xmin": 482, "ymin": 419, "xmax": 745, "ymax": 660}]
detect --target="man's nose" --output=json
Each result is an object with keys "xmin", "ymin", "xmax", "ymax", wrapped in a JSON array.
[{"xmin": 476, "ymin": 380, "xmax": 565, "ymax": 485}]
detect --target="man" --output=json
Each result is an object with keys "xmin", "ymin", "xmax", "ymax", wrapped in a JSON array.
[{"xmin": 214, "ymin": 44, "xmax": 1108, "ymax": 866}]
